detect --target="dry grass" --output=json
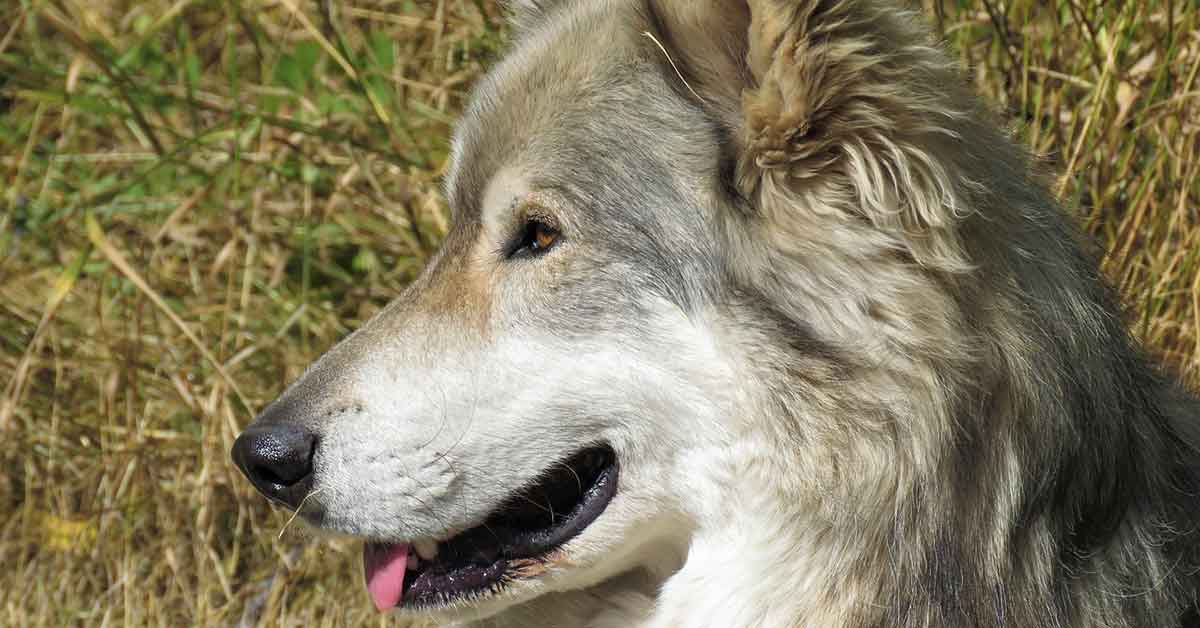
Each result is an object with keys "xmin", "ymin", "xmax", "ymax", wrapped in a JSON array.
[{"xmin": 1, "ymin": 0, "xmax": 1197, "ymax": 625}]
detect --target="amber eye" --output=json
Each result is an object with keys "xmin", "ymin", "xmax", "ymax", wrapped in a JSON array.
[
  {"xmin": 510, "ymin": 219, "xmax": 560, "ymax": 259},
  {"xmin": 533, "ymin": 222, "xmax": 558, "ymax": 251}
]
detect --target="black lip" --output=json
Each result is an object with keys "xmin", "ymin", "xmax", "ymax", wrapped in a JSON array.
[{"xmin": 397, "ymin": 445, "xmax": 619, "ymax": 609}]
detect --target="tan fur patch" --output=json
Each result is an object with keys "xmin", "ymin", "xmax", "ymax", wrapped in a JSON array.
[{"xmin": 408, "ymin": 225, "xmax": 494, "ymax": 336}]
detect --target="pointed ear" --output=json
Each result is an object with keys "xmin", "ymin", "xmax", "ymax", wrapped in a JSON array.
[{"xmin": 650, "ymin": 0, "xmax": 977, "ymax": 270}]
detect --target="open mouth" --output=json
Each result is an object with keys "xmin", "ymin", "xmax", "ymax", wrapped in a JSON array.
[{"xmin": 362, "ymin": 445, "xmax": 618, "ymax": 612}]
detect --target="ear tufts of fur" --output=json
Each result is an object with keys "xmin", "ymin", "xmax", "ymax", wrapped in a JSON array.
[{"xmin": 740, "ymin": 0, "xmax": 978, "ymax": 271}]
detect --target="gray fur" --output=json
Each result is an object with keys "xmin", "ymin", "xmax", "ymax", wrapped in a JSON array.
[{"xmin": 236, "ymin": 0, "xmax": 1200, "ymax": 625}]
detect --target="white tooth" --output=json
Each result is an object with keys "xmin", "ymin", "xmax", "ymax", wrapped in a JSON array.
[
  {"xmin": 414, "ymin": 538, "xmax": 439, "ymax": 560},
  {"xmin": 407, "ymin": 553, "xmax": 418, "ymax": 570}
]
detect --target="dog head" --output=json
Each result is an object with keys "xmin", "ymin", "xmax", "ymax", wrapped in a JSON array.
[{"xmin": 232, "ymin": 0, "xmax": 994, "ymax": 621}]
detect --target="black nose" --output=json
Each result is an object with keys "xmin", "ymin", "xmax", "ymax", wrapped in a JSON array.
[{"xmin": 231, "ymin": 423, "xmax": 317, "ymax": 510}]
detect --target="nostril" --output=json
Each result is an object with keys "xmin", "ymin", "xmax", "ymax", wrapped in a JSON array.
[
  {"xmin": 231, "ymin": 423, "xmax": 317, "ymax": 508},
  {"xmin": 250, "ymin": 461, "xmax": 293, "ymax": 487}
]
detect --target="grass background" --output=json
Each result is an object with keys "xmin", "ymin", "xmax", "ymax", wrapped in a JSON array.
[{"xmin": 1, "ymin": 0, "xmax": 1198, "ymax": 625}]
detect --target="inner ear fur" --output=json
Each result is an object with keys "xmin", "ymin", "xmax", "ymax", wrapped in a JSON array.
[{"xmin": 650, "ymin": 0, "xmax": 982, "ymax": 271}]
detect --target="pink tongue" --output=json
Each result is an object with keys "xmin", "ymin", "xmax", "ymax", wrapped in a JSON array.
[{"xmin": 363, "ymin": 542, "xmax": 411, "ymax": 612}]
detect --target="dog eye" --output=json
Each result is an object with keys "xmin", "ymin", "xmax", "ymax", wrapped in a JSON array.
[{"xmin": 510, "ymin": 219, "xmax": 560, "ymax": 259}]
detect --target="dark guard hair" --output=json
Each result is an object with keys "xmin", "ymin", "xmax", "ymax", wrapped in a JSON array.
[
  {"xmin": 584, "ymin": 0, "xmax": 1200, "ymax": 625},
  {"xmin": 231, "ymin": 0, "xmax": 1200, "ymax": 624}
]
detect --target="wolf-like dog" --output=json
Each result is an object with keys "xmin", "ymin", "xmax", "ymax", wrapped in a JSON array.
[{"xmin": 231, "ymin": 0, "xmax": 1200, "ymax": 626}]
